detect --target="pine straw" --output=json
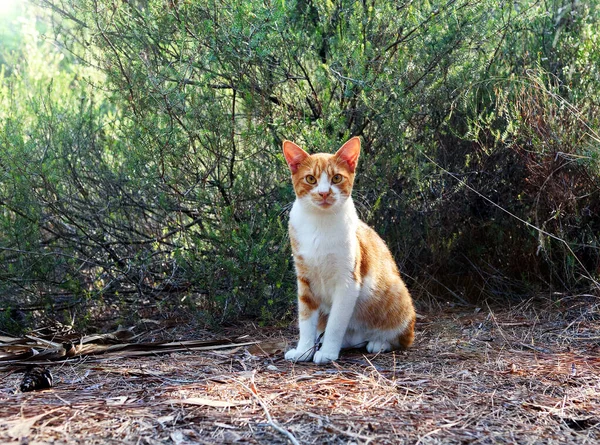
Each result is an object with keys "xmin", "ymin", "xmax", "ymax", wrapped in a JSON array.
[{"xmin": 1, "ymin": 301, "xmax": 599, "ymax": 444}]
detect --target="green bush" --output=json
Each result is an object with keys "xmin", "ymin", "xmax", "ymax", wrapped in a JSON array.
[{"xmin": 0, "ymin": 0, "xmax": 598, "ymax": 333}]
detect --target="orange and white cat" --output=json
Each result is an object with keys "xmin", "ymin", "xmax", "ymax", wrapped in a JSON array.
[{"xmin": 283, "ymin": 137, "xmax": 416, "ymax": 364}]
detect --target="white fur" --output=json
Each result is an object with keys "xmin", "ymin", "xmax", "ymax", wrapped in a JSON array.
[
  {"xmin": 285, "ymin": 187, "xmax": 413, "ymax": 363},
  {"xmin": 316, "ymin": 171, "xmax": 331, "ymax": 195},
  {"xmin": 285, "ymin": 183, "xmax": 361, "ymax": 364}
]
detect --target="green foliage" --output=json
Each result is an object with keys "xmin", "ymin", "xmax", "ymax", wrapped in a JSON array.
[{"xmin": 0, "ymin": 0, "xmax": 599, "ymax": 332}]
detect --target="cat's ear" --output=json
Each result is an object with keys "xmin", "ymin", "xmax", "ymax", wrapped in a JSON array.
[
  {"xmin": 283, "ymin": 140, "xmax": 310, "ymax": 174},
  {"xmin": 335, "ymin": 137, "xmax": 361, "ymax": 172}
]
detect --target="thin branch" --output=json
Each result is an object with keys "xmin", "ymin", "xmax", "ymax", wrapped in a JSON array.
[
  {"xmin": 36, "ymin": 0, "xmax": 90, "ymax": 28},
  {"xmin": 235, "ymin": 373, "xmax": 301, "ymax": 445},
  {"xmin": 421, "ymin": 151, "xmax": 600, "ymax": 289}
]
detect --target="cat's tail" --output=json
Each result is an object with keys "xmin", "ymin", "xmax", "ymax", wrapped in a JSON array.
[{"xmin": 397, "ymin": 316, "xmax": 416, "ymax": 348}]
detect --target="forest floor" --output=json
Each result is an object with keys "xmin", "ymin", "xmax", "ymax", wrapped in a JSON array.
[{"xmin": 1, "ymin": 297, "xmax": 599, "ymax": 444}]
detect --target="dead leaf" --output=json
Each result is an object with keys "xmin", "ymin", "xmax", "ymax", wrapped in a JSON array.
[
  {"xmin": 106, "ymin": 396, "xmax": 129, "ymax": 405},
  {"xmin": 222, "ymin": 430, "xmax": 243, "ymax": 442},
  {"xmin": 170, "ymin": 430, "xmax": 186, "ymax": 444},
  {"xmin": 295, "ymin": 374, "xmax": 315, "ymax": 382},
  {"xmin": 7, "ymin": 409, "xmax": 62, "ymax": 439},
  {"xmin": 248, "ymin": 340, "xmax": 288, "ymax": 356},
  {"xmin": 214, "ymin": 422, "xmax": 237, "ymax": 429},
  {"xmin": 157, "ymin": 415, "xmax": 175, "ymax": 425}
]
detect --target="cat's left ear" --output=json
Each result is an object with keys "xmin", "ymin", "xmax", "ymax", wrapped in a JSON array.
[{"xmin": 335, "ymin": 137, "xmax": 361, "ymax": 173}]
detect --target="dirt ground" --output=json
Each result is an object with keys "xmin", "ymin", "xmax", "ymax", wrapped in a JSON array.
[{"xmin": 1, "ymin": 298, "xmax": 599, "ymax": 444}]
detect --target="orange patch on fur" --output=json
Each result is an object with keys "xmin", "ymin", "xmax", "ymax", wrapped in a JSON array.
[
  {"xmin": 353, "ymin": 222, "xmax": 416, "ymax": 335},
  {"xmin": 299, "ymin": 292, "xmax": 319, "ymax": 320},
  {"xmin": 294, "ymin": 261, "xmax": 309, "ymax": 278},
  {"xmin": 398, "ymin": 316, "xmax": 416, "ymax": 348},
  {"xmin": 299, "ymin": 293, "xmax": 319, "ymax": 311},
  {"xmin": 298, "ymin": 276, "xmax": 310, "ymax": 287},
  {"xmin": 360, "ymin": 281, "xmax": 414, "ymax": 331},
  {"xmin": 289, "ymin": 232, "xmax": 299, "ymax": 253},
  {"xmin": 290, "ymin": 227, "xmax": 310, "ymax": 277},
  {"xmin": 358, "ymin": 235, "xmax": 370, "ymax": 279},
  {"xmin": 317, "ymin": 311, "xmax": 328, "ymax": 333}
]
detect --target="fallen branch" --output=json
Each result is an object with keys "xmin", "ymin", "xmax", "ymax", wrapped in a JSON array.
[
  {"xmin": 235, "ymin": 372, "xmax": 301, "ymax": 445},
  {"xmin": 0, "ymin": 328, "xmax": 257, "ymax": 367}
]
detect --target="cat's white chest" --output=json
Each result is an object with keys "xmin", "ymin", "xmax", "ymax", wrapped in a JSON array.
[{"xmin": 289, "ymin": 199, "xmax": 358, "ymax": 302}]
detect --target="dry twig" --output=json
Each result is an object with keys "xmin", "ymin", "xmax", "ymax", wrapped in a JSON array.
[{"xmin": 234, "ymin": 371, "xmax": 301, "ymax": 445}]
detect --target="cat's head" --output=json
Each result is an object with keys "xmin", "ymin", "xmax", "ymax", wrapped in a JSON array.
[{"xmin": 282, "ymin": 137, "xmax": 360, "ymax": 211}]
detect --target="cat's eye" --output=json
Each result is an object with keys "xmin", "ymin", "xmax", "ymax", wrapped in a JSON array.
[
  {"xmin": 332, "ymin": 174, "xmax": 343, "ymax": 184},
  {"xmin": 305, "ymin": 175, "xmax": 317, "ymax": 184}
]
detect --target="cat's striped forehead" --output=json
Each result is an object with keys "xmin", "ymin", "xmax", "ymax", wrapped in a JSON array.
[{"xmin": 296, "ymin": 153, "xmax": 350, "ymax": 176}]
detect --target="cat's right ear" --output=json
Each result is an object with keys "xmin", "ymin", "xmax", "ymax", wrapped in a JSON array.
[
  {"xmin": 335, "ymin": 137, "xmax": 361, "ymax": 173},
  {"xmin": 283, "ymin": 140, "xmax": 310, "ymax": 174}
]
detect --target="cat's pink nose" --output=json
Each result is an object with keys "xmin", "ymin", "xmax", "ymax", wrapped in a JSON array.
[{"xmin": 319, "ymin": 191, "xmax": 330, "ymax": 199}]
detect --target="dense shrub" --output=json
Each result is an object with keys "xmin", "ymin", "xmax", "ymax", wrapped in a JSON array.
[{"xmin": 0, "ymin": 0, "xmax": 598, "ymax": 332}]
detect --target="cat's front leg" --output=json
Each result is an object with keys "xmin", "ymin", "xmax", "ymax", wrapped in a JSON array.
[
  {"xmin": 285, "ymin": 279, "xmax": 319, "ymax": 362},
  {"xmin": 314, "ymin": 283, "xmax": 360, "ymax": 364}
]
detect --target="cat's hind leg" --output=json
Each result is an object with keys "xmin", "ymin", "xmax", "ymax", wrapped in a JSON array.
[
  {"xmin": 366, "ymin": 315, "xmax": 416, "ymax": 353},
  {"xmin": 342, "ymin": 329, "xmax": 367, "ymax": 350},
  {"xmin": 366, "ymin": 339, "xmax": 393, "ymax": 353}
]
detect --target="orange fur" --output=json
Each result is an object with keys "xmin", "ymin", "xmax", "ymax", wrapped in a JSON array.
[
  {"xmin": 398, "ymin": 317, "xmax": 416, "ymax": 348},
  {"xmin": 353, "ymin": 223, "xmax": 414, "ymax": 335},
  {"xmin": 317, "ymin": 312, "xmax": 328, "ymax": 333}
]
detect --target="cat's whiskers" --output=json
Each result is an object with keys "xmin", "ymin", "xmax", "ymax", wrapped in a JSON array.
[
  {"xmin": 278, "ymin": 201, "xmax": 294, "ymax": 218},
  {"xmin": 351, "ymin": 189, "xmax": 373, "ymax": 219}
]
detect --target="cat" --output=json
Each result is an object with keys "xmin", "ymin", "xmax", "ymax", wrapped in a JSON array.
[{"xmin": 282, "ymin": 137, "xmax": 416, "ymax": 364}]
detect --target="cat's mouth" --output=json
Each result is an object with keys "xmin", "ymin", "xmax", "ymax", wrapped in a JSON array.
[{"xmin": 314, "ymin": 197, "xmax": 335, "ymax": 208}]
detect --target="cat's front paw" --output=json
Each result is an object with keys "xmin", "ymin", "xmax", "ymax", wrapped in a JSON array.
[
  {"xmin": 285, "ymin": 347, "xmax": 314, "ymax": 362},
  {"xmin": 313, "ymin": 349, "xmax": 339, "ymax": 364}
]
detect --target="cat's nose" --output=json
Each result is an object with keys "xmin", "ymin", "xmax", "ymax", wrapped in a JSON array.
[{"xmin": 318, "ymin": 191, "xmax": 330, "ymax": 199}]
